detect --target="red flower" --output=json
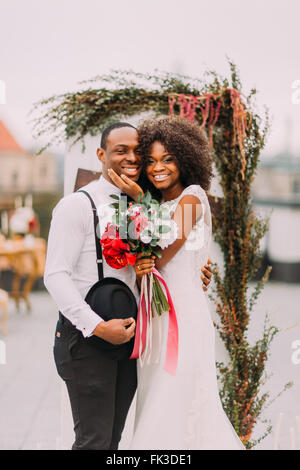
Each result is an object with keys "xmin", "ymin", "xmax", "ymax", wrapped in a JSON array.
[
  {"xmin": 130, "ymin": 213, "xmax": 148, "ymax": 240},
  {"xmin": 101, "ymin": 223, "xmax": 119, "ymax": 241},
  {"xmin": 101, "ymin": 223, "xmax": 137, "ymax": 269},
  {"xmin": 28, "ymin": 216, "xmax": 39, "ymax": 234}
]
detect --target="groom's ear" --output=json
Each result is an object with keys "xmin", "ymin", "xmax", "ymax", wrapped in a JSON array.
[{"xmin": 97, "ymin": 147, "xmax": 106, "ymax": 164}]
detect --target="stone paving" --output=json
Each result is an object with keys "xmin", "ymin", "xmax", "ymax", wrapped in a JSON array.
[
  {"xmin": 0, "ymin": 283, "xmax": 299, "ymax": 450},
  {"xmin": 0, "ymin": 292, "xmax": 60, "ymax": 450},
  {"xmin": 212, "ymin": 281, "xmax": 300, "ymax": 450}
]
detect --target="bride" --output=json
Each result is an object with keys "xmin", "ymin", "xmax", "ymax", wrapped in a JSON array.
[{"xmin": 109, "ymin": 116, "xmax": 244, "ymax": 450}]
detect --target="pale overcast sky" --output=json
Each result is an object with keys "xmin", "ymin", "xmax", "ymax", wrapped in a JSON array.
[{"xmin": 0, "ymin": 0, "xmax": 299, "ymax": 156}]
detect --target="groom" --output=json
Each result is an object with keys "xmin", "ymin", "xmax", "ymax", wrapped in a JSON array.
[{"xmin": 44, "ymin": 121, "xmax": 212, "ymax": 450}]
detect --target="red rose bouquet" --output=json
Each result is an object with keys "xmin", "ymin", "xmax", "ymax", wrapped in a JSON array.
[{"xmin": 101, "ymin": 223, "xmax": 137, "ymax": 269}]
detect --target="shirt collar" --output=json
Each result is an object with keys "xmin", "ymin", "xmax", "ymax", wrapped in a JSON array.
[{"xmin": 98, "ymin": 174, "xmax": 122, "ymax": 196}]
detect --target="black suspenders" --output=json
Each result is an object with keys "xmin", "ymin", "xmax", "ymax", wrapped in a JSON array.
[{"xmin": 77, "ymin": 190, "xmax": 104, "ymax": 281}]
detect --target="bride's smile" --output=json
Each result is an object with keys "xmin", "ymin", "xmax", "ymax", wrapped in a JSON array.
[{"xmin": 146, "ymin": 141, "xmax": 184, "ymax": 200}]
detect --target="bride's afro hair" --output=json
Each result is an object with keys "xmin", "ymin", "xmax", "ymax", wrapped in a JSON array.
[{"xmin": 137, "ymin": 116, "xmax": 213, "ymax": 199}]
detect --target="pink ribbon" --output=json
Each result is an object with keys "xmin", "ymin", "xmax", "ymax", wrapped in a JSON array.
[{"xmin": 130, "ymin": 268, "xmax": 179, "ymax": 375}]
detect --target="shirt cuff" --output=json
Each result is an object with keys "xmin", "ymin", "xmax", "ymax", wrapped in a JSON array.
[{"xmin": 78, "ymin": 309, "xmax": 104, "ymax": 338}]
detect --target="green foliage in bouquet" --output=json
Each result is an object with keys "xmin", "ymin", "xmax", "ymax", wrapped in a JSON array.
[
  {"xmin": 32, "ymin": 61, "xmax": 293, "ymax": 448},
  {"xmin": 109, "ymin": 190, "xmax": 171, "ymax": 260}
]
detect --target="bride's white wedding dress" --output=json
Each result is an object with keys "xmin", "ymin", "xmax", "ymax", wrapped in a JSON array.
[{"xmin": 129, "ymin": 185, "xmax": 245, "ymax": 450}]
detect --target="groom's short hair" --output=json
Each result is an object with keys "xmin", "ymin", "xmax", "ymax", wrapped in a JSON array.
[{"xmin": 100, "ymin": 122, "xmax": 137, "ymax": 149}]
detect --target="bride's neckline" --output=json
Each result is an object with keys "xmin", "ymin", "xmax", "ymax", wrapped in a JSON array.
[
  {"xmin": 161, "ymin": 186, "xmax": 189, "ymax": 204},
  {"xmin": 161, "ymin": 195, "xmax": 181, "ymax": 204}
]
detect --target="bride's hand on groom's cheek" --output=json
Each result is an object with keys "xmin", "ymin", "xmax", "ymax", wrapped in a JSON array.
[
  {"xmin": 201, "ymin": 258, "xmax": 212, "ymax": 291},
  {"xmin": 108, "ymin": 168, "xmax": 144, "ymax": 202}
]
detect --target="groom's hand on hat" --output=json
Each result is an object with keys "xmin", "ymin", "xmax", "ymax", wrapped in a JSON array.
[{"xmin": 92, "ymin": 318, "xmax": 136, "ymax": 345}]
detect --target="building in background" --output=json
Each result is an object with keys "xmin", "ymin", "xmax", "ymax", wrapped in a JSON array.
[
  {"xmin": 253, "ymin": 151, "xmax": 300, "ymax": 282},
  {"xmin": 0, "ymin": 120, "xmax": 63, "ymax": 239}
]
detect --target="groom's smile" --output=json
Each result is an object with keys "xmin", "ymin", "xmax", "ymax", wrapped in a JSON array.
[
  {"xmin": 121, "ymin": 164, "xmax": 140, "ymax": 178},
  {"xmin": 97, "ymin": 125, "xmax": 142, "ymax": 184}
]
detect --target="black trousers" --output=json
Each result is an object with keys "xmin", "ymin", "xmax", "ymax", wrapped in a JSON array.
[{"xmin": 53, "ymin": 315, "xmax": 137, "ymax": 450}]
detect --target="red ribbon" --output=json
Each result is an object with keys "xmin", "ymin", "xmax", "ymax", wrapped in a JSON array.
[{"xmin": 130, "ymin": 269, "xmax": 179, "ymax": 375}]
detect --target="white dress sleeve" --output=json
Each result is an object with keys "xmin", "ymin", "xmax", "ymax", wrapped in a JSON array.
[
  {"xmin": 179, "ymin": 184, "xmax": 212, "ymax": 253},
  {"xmin": 160, "ymin": 185, "xmax": 212, "ymax": 270}
]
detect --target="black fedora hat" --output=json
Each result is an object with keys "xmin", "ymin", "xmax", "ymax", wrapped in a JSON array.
[{"xmin": 85, "ymin": 277, "xmax": 138, "ymax": 351}]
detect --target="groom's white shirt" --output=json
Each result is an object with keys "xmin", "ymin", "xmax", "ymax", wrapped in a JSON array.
[{"xmin": 44, "ymin": 175, "xmax": 138, "ymax": 338}]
